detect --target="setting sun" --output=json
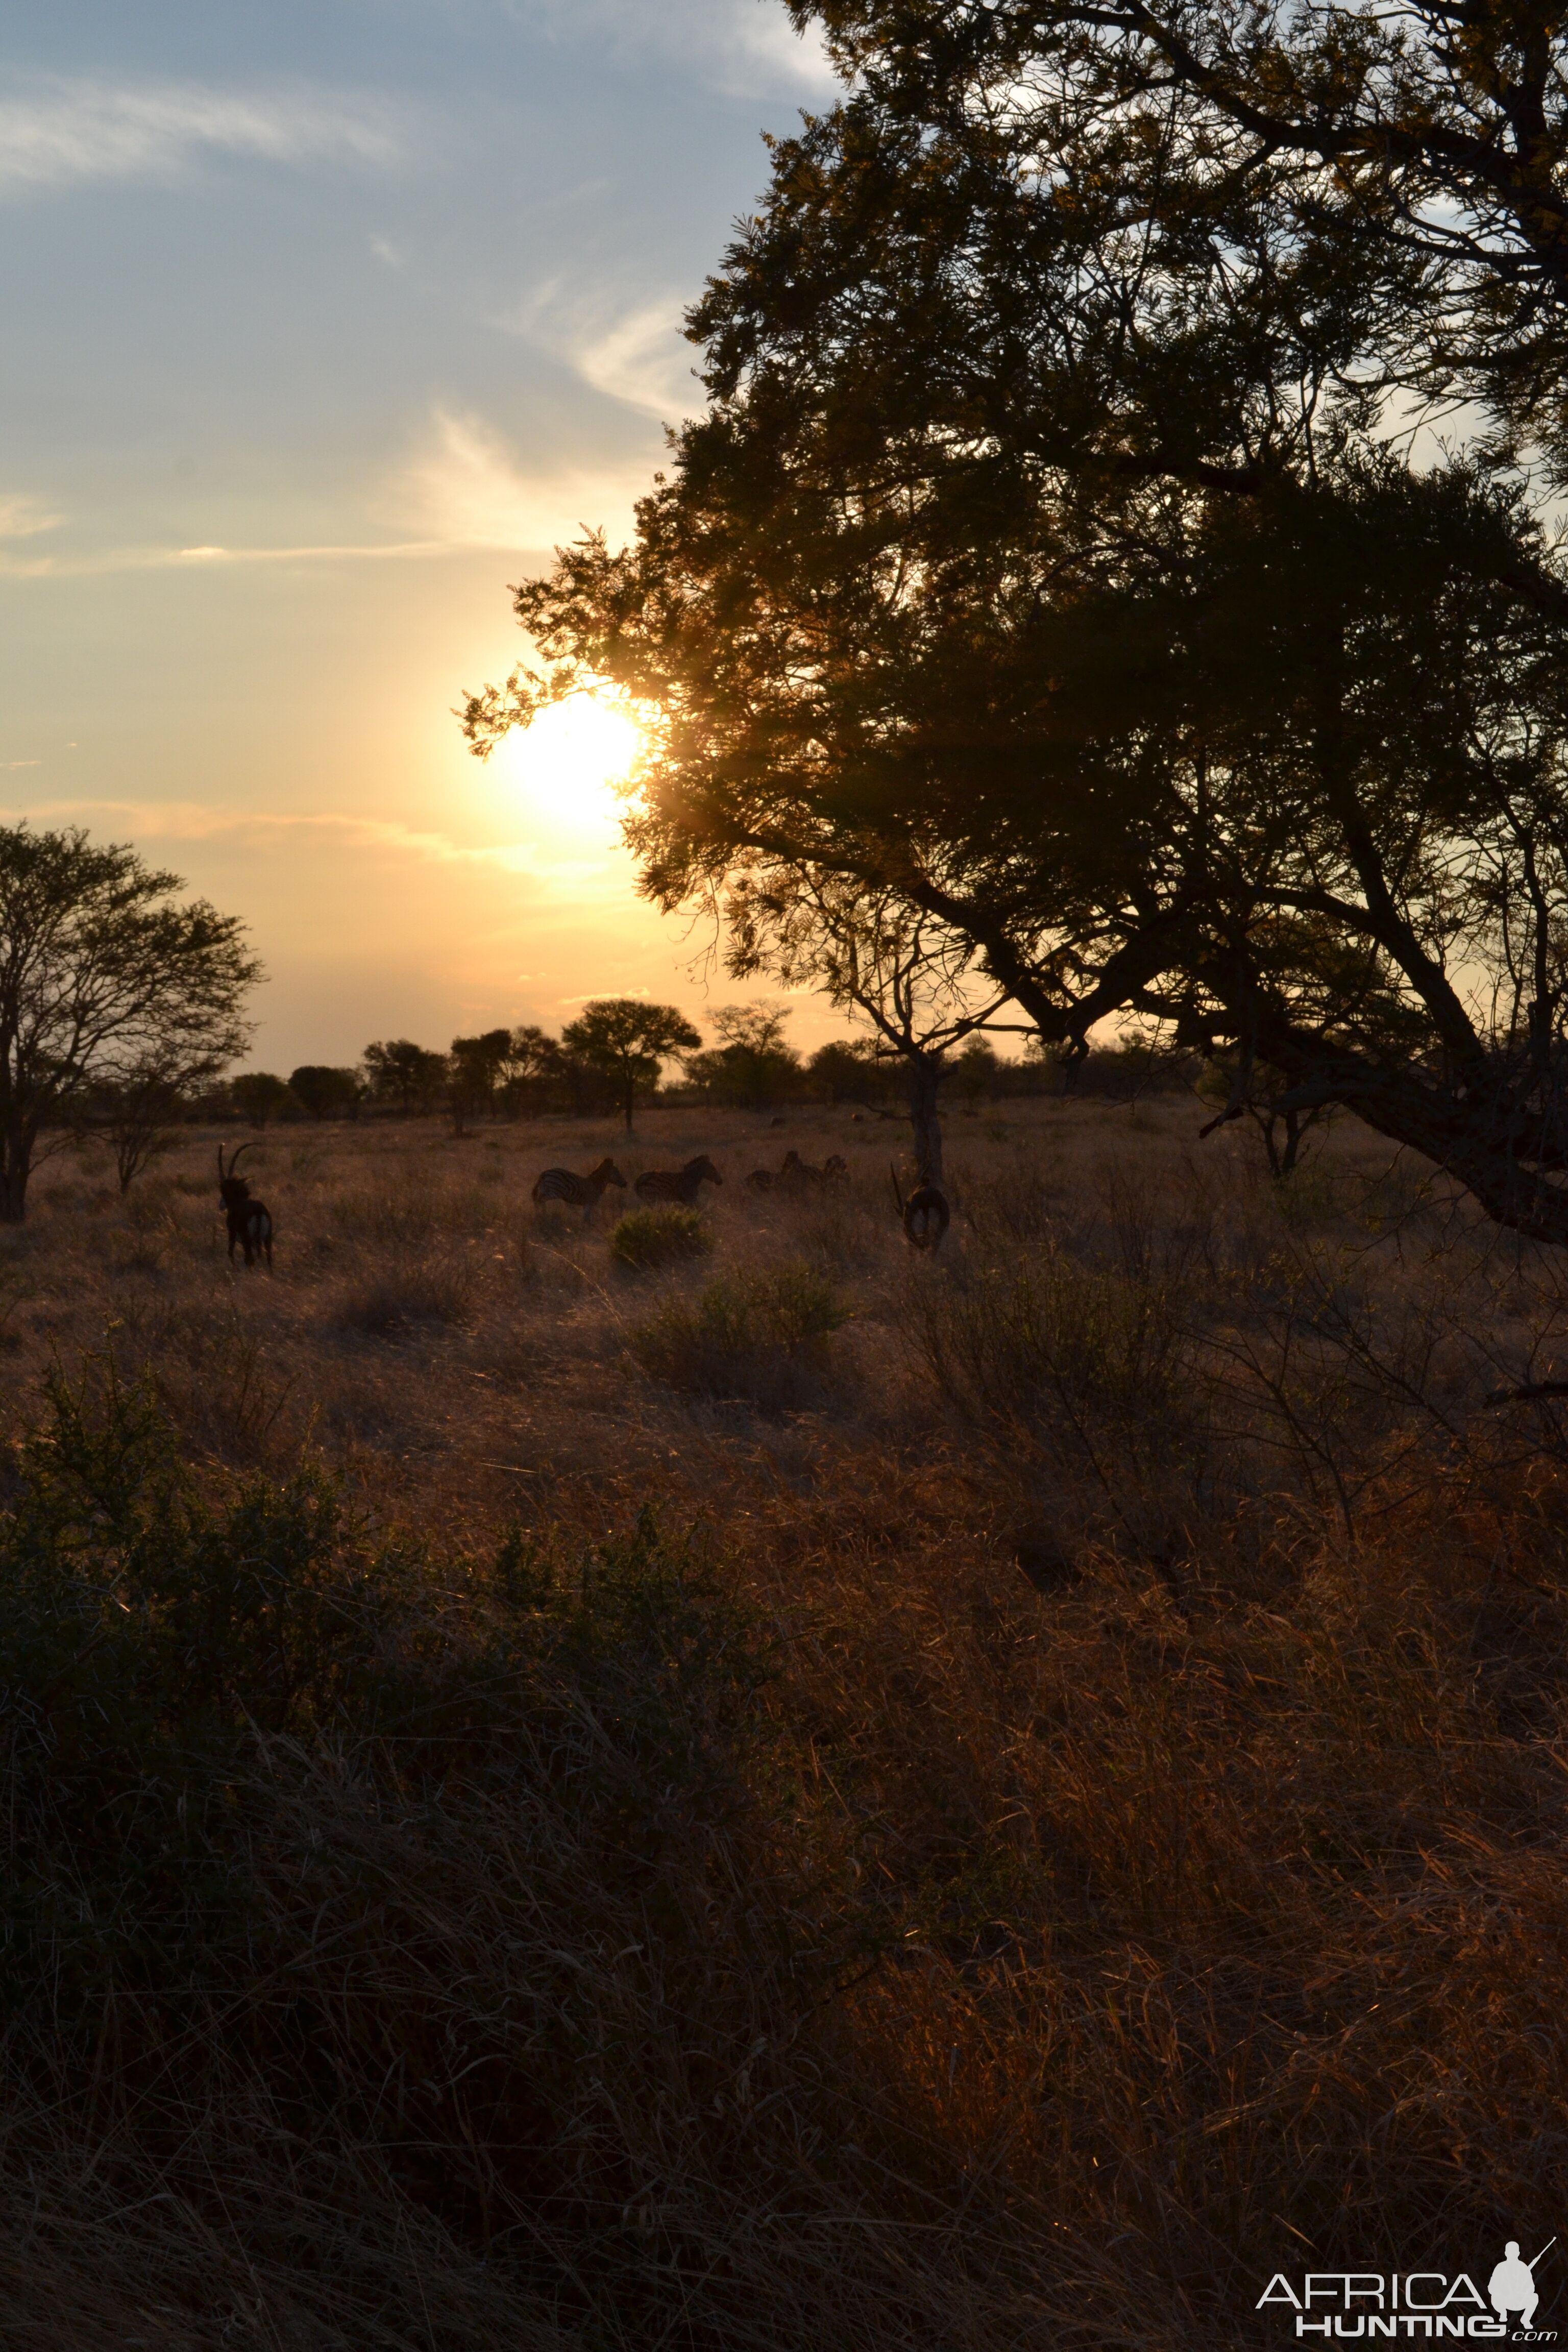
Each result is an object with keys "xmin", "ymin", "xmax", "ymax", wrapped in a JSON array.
[{"xmin": 497, "ymin": 693, "xmax": 643, "ymax": 834}]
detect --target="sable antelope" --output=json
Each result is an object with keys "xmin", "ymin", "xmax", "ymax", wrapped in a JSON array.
[
  {"xmin": 891, "ymin": 1164, "xmax": 949, "ymax": 1251},
  {"xmin": 531, "ymin": 1157, "xmax": 626, "ymax": 1216},
  {"xmin": 634, "ymin": 1154, "xmax": 723, "ymax": 1206},
  {"xmin": 217, "ymin": 1144, "xmax": 273, "ymax": 1269}
]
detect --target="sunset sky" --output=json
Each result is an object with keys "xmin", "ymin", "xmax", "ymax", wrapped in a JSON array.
[{"xmin": 0, "ymin": 0, "xmax": 839, "ymax": 1072}]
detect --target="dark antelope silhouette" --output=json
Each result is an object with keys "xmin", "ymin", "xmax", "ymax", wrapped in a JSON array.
[
  {"xmin": 634, "ymin": 1154, "xmax": 723, "ymax": 1206},
  {"xmin": 531, "ymin": 1157, "xmax": 626, "ymax": 1216},
  {"xmin": 217, "ymin": 1143, "xmax": 273, "ymax": 1269},
  {"xmin": 891, "ymin": 1164, "xmax": 949, "ymax": 1251}
]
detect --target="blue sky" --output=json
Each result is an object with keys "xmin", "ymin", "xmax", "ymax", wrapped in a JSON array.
[{"xmin": 0, "ymin": 0, "xmax": 836, "ymax": 1069}]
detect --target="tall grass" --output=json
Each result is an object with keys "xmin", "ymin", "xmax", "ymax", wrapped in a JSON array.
[{"xmin": 0, "ymin": 1107, "xmax": 1565, "ymax": 2344}]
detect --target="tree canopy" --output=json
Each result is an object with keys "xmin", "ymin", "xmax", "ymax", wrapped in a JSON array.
[
  {"xmin": 462, "ymin": 0, "xmax": 1568, "ymax": 1244},
  {"xmin": 560, "ymin": 999, "xmax": 703, "ymax": 1132},
  {"xmin": 0, "ymin": 825, "xmax": 258, "ymax": 1219}
]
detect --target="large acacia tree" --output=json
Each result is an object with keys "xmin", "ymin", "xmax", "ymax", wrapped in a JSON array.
[
  {"xmin": 0, "ymin": 825, "xmax": 259, "ymax": 1219},
  {"xmin": 464, "ymin": 0, "xmax": 1568, "ymax": 1244}
]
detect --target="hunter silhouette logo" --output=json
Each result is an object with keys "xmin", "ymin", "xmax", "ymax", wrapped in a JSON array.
[
  {"xmin": 1256, "ymin": 2237, "xmax": 1557, "ymax": 2338},
  {"xmin": 1490, "ymin": 2242, "xmax": 1555, "ymax": 2336}
]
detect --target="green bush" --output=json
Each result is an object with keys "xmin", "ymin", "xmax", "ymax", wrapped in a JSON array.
[
  {"xmin": 610, "ymin": 1204, "xmax": 715, "ymax": 1269},
  {"xmin": 0, "ymin": 1359, "xmax": 767, "ymax": 2032},
  {"xmin": 629, "ymin": 1262, "xmax": 850, "ymax": 1407}
]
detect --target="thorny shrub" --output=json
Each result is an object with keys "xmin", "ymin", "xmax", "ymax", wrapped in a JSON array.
[{"xmin": 609, "ymin": 1204, "xmax": 715, "ymax": 1269}]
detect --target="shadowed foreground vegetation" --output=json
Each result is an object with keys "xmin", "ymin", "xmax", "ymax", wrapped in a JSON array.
[{"xmin": 0, "ymin": 1100, "xmax": 1562, "ymax": 2348}]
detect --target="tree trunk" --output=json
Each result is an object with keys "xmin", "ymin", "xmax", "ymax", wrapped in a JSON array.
[
  {"xmin": 908, "ymin": 1052, "xmax": 945, "ymax": 1184},
  {"xmin": 623, "ymin": 1072, "xmax": 635, "ymax": 1133},
  {"xmin": 0, "ymin": 1153, "xmax": 30, "ymax": 1223}
]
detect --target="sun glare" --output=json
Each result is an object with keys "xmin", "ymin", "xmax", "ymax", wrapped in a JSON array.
[{"xmin": 498, "ymin": 693, "xmax": 643, "ymax": 834}]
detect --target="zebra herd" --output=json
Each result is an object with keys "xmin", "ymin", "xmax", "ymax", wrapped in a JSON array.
[
  {"xmin": 217, "ymin": 1139, "xmax": 948, "ymax": 1276},
  {"xmin": 530, "ymin": 1145, "xmax": 948, "ymax": 1247}
]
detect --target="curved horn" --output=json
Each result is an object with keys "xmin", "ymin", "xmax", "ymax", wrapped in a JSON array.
[
  {"xmin": 889, "ymin": 1162, "xmax": 905, "ymax": 1216},
  {"xmin": 217, "ymin": 1144, "xmax": 228, "ymax": 1182},
  {"xmin": 227, "ymin": 1141, "xmax": 257, "ymax": 1172}
]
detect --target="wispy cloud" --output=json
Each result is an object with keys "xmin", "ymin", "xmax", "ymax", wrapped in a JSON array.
[
  {"xmin": 0, "ymin": 537, "xmax": 458, "ymax": 580},
  {"xmin": 0, "ymin": 493, "xmax": 62, "ymax": 539},
  {"xmin": 391, "ymin": 406, "xmax": 652, "ymax": 552},
  {"xmin": 0, "ymin": 76, "xmax": 400, "ymax": 193},
  {"xmin": 1, "ymin": 799, "xmax": 624, "ymax": 892},
  {"xmin": 499, "ymin": 278, "xmax": 703, "ymax": 420},
  {"xmin": 521, "ymin": 0, "xmax": 837, "ymax": 99}
]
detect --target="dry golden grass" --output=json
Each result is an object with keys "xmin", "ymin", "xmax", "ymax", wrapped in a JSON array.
[{"xmin": 1, "ymin": 1096, "xmax": 1565, "ymax": 2348}]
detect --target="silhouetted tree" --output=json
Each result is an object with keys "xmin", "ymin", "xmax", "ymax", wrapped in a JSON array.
[
  {"xmin": 501, "ymin": 1025, "xmax": 565, "ymax": 1117},
  {"xmin": 560, "ymin": 999, "xmax": 701, "ymax": 1133},
  {"xmin": 84, "ymin": 1054, "xmax": 193, "ymax": 1194},
  {"xmin": 362, "ymin": 1040, "xmax": 448, "ymax": 1115},
  {"xmin": 288, "ymin": 1065, "xmax": 360, "ymax": 1121},
  {"xmin": 683, "ymin": 1006, "xmax": 801, "ymax": 1110},
  {"xmin": 231, "ymin": 1073, "xmax": 297, "ymax": 1130},
  {"xmin": 808, "ymin": 1038, "xmax": 880, "ymax": 1107},
  {"xmin": 460, "ymin": 4, "xmax": 1568, "ymax": 1246},
  {"xmin": 448, "ymin": 1030, "xmax": 513, "ymax": 1133},
  {"xmin": 0, "ymin": 824, "xmax": 257, "ymax": 1220}
]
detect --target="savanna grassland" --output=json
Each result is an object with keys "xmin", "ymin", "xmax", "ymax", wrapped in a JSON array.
[{"xmin": 0, "ymin": 1097, "xmax": 1563, "ymax": 2350}]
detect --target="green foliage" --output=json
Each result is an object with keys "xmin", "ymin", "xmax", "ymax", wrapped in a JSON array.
[
  {"xmin": 610, "ymin": 1204, "xmax": 716, "ymax": 1269},
  {"xmin": 0, "ymin": 1360, "xmax": 765, "ymax": 2034},
  {"xmin": 0, "ymin": 822, "xmax": 258, "ymax": 1220},
  {"xmin": 630, "ymin": 1263, "xmax": 850, "ymax": 1406}
]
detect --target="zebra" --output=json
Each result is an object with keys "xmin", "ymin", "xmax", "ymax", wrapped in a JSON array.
[
  {"xmin": 531, "ymin": 1157, "xmax": 627, "ymax": 1216},
  {"xmin": 823, "ymin": 1154, "xmax": 848, "ymax": 1185},
  {"xmin": 217, "ymin": 1143, "xmax": 274, "ymax": 1269},
  {"xmin": 634, "ymin": 1154, "xmax": 723, "ymax": 1205},
  {"xmin": 746, "ymin": 1166, "xmax": 775, "ymax": 1193},
  {"xmin": 891, "ymin": 1164, "xmax": 949, "ymax": 1251},
  {"xmin": 777, "ymin": 1149, "xmax": 825, "ymax": 1192}
]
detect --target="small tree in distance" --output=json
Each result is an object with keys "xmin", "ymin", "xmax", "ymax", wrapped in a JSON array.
[
  {"xmin": 231, "ymin": 1073, "xmax": 297, "ymax": 1129},
  {"xmin": 683, "ymin": 1005, "xmax": 801, "ymax": 1110},
  {"xmin": 362, "ymin": 1040, "xmax": 449, "ymax": 1115},
  {"xmin": 85, "ymin": 1052, "xmax": 198, "ymax": 1195},
  {"xmin": 0, "ymin": 824, "xmax": 258, "ymax": 1221},
  {"xmin": 288, "ymin": 1066, "xmax": 360, "ymax": 1121},
  {"xmin": 561, "ymin": 999, "xmax": 701, "ymax": 1134}
]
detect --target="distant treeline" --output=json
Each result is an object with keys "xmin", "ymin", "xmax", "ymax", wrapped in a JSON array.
[{"xmin": 199, "ymin": 1015, "xmax": 1198, "ymax": 1129}]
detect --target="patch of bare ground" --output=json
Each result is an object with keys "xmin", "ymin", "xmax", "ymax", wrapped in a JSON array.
[{"xmin": 0, "ymin": 1098, "xmax": 1564, "ymax": 2348}]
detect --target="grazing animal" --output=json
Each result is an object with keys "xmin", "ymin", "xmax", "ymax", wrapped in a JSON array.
[
  {"xmin": 777, "ymin": 1148, "xmax": 826, "ymax": 1192},
  {"xmin": 770, "ymin": 1115, "xmax": 786, "ymax": 1127},
  {"xmin": 531, "ymin": 1157, "xmax": 627, "ymax": 1215},
  {"xmin": 634, "ymin": 1154, "xmax": 723, "ymax": 1206},
  {"xmin": 746, "ymin": 1166, "xmax": 775, "ymax": 1193},
  {"xmin": 823, "ymin": 1154, "xmax": 848, "ymax": 1185},
  {"xmin": 891, "ymin": 1164, "xmax": 949, "ymax": 1251},
  {"xmin": 217, "ymin": 1143, "xmax": 273, "ymax": 1269}
]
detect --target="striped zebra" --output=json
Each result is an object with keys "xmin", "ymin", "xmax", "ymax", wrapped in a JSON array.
[
  {"xmin": 531, "ymin": 1156, "xmax": 627, "ymax": 1215},
  {"xmin": 777, "ymin": 1149, "xmax": 825, "ymax": 1192},
  {"xmin": 633, "ymin": 1153, "xmax": 723, "ymax": 1206}
]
